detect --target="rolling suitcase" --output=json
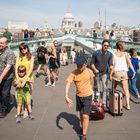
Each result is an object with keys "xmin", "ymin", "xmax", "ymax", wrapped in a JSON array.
[
  {"xmin": 90, "ymin": 88, "xmax": 105, "ymax": 120},
  {"xmin": 109, "ymin": 79, "xmax": 123, "ymax": 116}
]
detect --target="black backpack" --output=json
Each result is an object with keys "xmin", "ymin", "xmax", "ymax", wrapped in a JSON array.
[{"xmin": 37, "ymin": 47, "xmax": 45, "ymax": 59}]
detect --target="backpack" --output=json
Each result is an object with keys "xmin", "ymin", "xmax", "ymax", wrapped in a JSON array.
[
  {"xmin": 37, "ymin": 47, "xmax": 45, "ymax": 59},
  {"xmin": 37, "ymin": 51, "xmax": 45, "ymax": 59}
]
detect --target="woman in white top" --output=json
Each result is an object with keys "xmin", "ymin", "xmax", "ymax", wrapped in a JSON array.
[{"xmin": 110, "ymin": 41, "xmax": 135, "ymax": 110}]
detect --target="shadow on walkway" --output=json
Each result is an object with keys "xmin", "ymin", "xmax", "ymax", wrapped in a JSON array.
[{"xmin": 56, "ymin": 112, "xmax": 81, "ymax": 134}]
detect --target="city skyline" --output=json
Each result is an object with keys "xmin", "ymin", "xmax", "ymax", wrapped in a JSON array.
[{"xmin": 0, "ymin": 0, "xmax": 140, "ymax": 29}]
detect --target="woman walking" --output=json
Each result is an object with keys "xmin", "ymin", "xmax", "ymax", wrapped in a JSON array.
[{"xmin": 110, "ymin": 41, "xmax": 135, "ymax": 110}]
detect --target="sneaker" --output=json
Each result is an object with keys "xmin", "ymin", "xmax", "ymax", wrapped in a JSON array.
[
  {"xmin": 29, "ymin": 114, "xmax": 35, "ymax": 120},
  {"xmin": 126, "ymin": 106, "xmax": 131, "ymax": 110},
  {"xmin": 45, "ymin": 82, "xmax": 51, "ymax": 87},
  {"xmin": 51, "ymin": 83, "xmax": 55, "ymax": 87},
  {"xmin": 16, "ymin": 116, "xmax": 21, "ymax": 123}
]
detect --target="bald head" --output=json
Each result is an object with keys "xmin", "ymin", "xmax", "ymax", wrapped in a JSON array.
[{"xmin": 0, "ymin": 37, "xmax": 8, "ymax": 48}]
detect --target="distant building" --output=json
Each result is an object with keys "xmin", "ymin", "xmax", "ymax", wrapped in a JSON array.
[
  {"xmin": 94, "ymin": 21, "xmax": 100, "ymax": 29},
  {"xmin": 75, "ymin": 23, "xmax": 77, "ymax": 28},
  {"xmin": 8, "ymin": 21, "xmax": 28, "ymax": 29},
  {"xmin": 78, "ymin": 21, "xmax": 83, "ymax": 28},
  {"xmin": 61, "ymin": 10, "xmax": 76, "ymax": 32}
]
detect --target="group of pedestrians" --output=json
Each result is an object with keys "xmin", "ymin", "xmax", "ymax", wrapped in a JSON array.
[
  {"xmin": 35, "ymin": 41, "xmax": 60, "ymax": 87},
  {"xmin": 0, "ymin": 37, "xmax": 35, "ymax": 123},
  {"xmin": 64, "ymin": 39, "xmax": 139, "ymax": 140},
  {"xmin": 0, "ymin": 36, "xmax": 140, "ymax": 139}
]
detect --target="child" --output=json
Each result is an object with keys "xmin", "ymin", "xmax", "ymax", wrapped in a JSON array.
[{"xmin": 14, "ymin": 65, "xmax": 34, "ymax": 123}]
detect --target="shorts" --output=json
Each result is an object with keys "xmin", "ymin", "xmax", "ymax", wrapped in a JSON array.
[
  {"xmin": 38, "ymin": 58, "xmax": 46, "ymax": 64},
  {"xmin": 113, "ymin": 71, "xmax": 128, "ymax": 81},
  {"xmin": 16, "ymin": 86, "xmax": 31, "ymax": 105},
  {"xmin": 76, "ymin": 95, "xmax": 92, "ymax": 115}
]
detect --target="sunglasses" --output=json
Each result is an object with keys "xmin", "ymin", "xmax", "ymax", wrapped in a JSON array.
[
  {"xmin": 20, "ymin": 46, "xmax": 27, "ymax": 51},
  {"xmin": 18, "ymin": 69, "xmax": 26, "ymax": 73},
  {"xmin": 103, "ymin": 44, "xmax": 109, "ymax": 47}
]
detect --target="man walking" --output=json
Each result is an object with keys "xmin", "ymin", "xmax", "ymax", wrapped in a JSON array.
[
  {"xmin": 91, "ymin": 39, "xmax": 113, "ymax": 107},
  {"xmin": 0, "ymin": 37, "xmax": 15, "ymax": 117},
  {"xmin": 65, "ymin": 56, "xmax": 94, "ymax": 140}
]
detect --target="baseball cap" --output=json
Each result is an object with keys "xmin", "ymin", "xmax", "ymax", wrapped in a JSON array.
[{"xmin": 75, "ymin": 56, "xmax": 87, "ymax": 66}]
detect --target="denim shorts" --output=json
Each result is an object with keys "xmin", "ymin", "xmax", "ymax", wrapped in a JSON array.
[{"xmin": 76, "ymin": 95, "xmax": 92, "ymax": 115}]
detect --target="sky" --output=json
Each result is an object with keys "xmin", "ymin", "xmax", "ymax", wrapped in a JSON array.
[{"xmin": 0, "ymin": 0, "xmax": 140, "ymax": 28}]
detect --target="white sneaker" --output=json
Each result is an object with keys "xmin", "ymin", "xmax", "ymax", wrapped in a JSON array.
[
  {"xmin": 45, "ymin": 82, "xmax": 51, "ymax": 87},
  {"xmin": 51, "ymin": 83, "xmax": 55, "ymax": 87}
]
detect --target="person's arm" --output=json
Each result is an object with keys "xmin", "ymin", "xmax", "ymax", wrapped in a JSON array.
[
  {"xmin": 109, "ymin": 55, "xmax": 115, "ymax": 81},
  {"xmin": 64, "ymin": 81, "xmax": 73, "ymax": 108},
  {"xmin": 126, "ymin": 54, "xmax": 135, "ymax": 74},
  {"xmin": 45, "ymin": 53, "xmax": 49, "ymax": 63},
  {"xmin": 0, "ymin": 64, "xmax": 12, "ymax": 84},
  {"xmin": 138, "ymin": 61, "xmax": 140, "ymax": 69},
  {"xmin": 15, "ymin": 55, "xmax": 20, "ymax": 82},
  {"xmin": 90, "ymin": 53, "xmax": 99, "ymax": 73}
]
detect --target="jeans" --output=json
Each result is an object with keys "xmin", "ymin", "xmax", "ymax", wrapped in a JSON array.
[
  {"xmin": 0, "ymin": 78, "xmax": 13, "ymax": 110},
  {"xmin": 95, "ymin": 74, "xmax": 108, "ymax": 105},
  {"xmin": 129, "ymin": 77, "xmax": 139, "ymax": 96}
]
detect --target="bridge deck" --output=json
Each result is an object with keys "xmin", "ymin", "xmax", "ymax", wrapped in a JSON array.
[{"xmin": 0, "ymin": 64, "xmax": 140, "ymax": 140}]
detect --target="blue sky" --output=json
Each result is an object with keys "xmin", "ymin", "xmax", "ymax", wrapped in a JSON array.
[{"xmin": 0, "ymin": 0, "xmax": 140, "ymax": 28}]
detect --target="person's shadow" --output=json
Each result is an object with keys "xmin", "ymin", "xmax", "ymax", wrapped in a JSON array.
[{"xmin": 56, "ymin": 112, "xmax": 82, "ymax": 135}]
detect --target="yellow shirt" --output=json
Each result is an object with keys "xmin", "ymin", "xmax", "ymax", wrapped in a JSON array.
[
  {"xmin": 17, "ymin": 55, "xmax": 34, "ymax": 81},
  {"xmin": 67, "ymin": 68, "xmax": 94, "ymax": 97}
]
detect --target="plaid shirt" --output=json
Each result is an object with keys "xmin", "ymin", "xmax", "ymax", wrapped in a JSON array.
[{"xmin": 0, "ymin": 47, "xmax": 15, "ymax": 79}]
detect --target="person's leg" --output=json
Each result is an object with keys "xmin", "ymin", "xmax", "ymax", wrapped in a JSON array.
[
  {"xmin": 46, "ymin": 67, "xmax": 51, "ymax": 83},
  {"xmin": 17, "ymin": 104, "xmax": 22, "ymax": 116},
  {"xmin": 16, "ymin": 93, "xmax": 22, "ymax": 123},
  {"xmin": 122, "ymin": 80, "xmax": 130, "ymax": 109},
  {"xmin": 51, "ymin": 70, "xmax": 57, "ymax": 86},
  {"xmin": 80, "ymin": 95, "xmax": 92, "ymax": 139},
  {"xmin": 101, "ymin": 74, "xmax": 108, "ymax": 105},
  {"xmin": 25, "ymin": 92, "xmax": 34, "ymax": 120},
  {"xmin": 16, "ymin": 103, "xmax": 21, "ymax": 123},
  {"xmin": 94, "ymin": 74, "xmax": 102, "ymax": 102},
  {"xmin": 1, "ymin": 79, "xmax": 13, "ymax": 113},
  {"xmin": 81, "ymin": 113, "xmax": 90, "ymax": 136},
  {"xmin": 45, "ymin": 68, "xmax": 52, "ymax": 86},
  {"xmin": 36, "ymin": 64, "xmax": 41, "ymax": 76},
  {"xmin": 130, "ymin": 77, "xmax": 139, "ymax": 96},
  {"xmin": 43, "ymin": 64, "xmax": 47, "ymax": 75}
]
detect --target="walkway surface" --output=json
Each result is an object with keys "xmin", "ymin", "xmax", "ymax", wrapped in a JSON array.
[{"xmin": 0, "ymin": 63, "xmax": 140, "ymax": 140}]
